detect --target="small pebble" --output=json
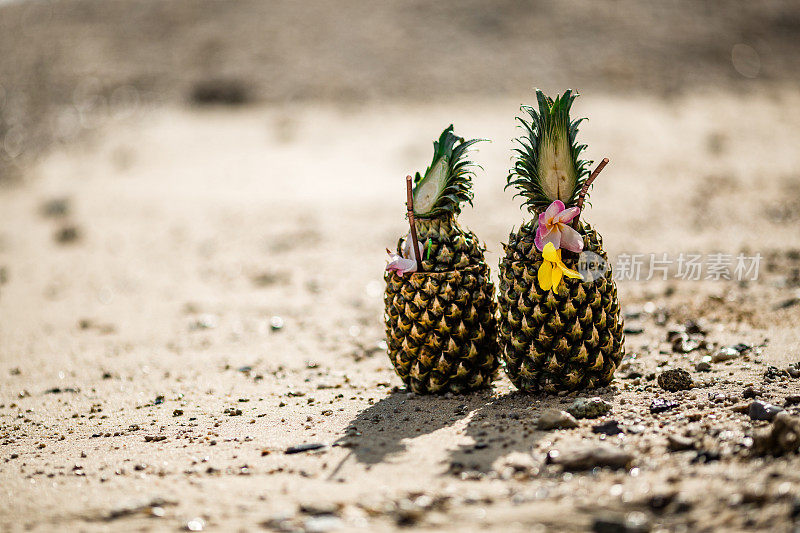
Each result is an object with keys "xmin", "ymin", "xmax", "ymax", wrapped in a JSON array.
[
  {"xmin": 650, "ymin": 398, "xmax": 679, "ymax": 414},
  {"xmin": 764, "ymin": 366, "xmax": 788, "ymax": 381},
  {"xmin": 623, "ymin": 324, "xmax": 644, "ymax": 335},
  {"xmin": 40, "ymin": 197, "xmax": 71, "ymax": 218},
  {"xmin": 776, "ymin": 297, "xmax": 800, "ymax": 310},
  {"xmin": 54, "ymin": 225, "xmax": 81, "ymax": 244},
  {"xmin": 731, "ymin": 403, "xmax": 750, "ymax": 414},
  {"xmin": 657, "ymin": 369, "xmax": 693, "ymax": 392},
  {"xmin": 712, "ymin": 346, "xmax": 740, "ymax": 363},
  {"xmin": 548, "ymin": 445, "xmax": 633, "ymax": 471},
  {"xmin": 671, "ymin": 334, "xmax": 700, "ymax": 354},
  {"xmin": 748, "ymin": 400, "xmax": 783, "ymax": 421},
  {"xmin": 285, "ymin": 443, "xmax": 327, "ymax": 454},
  {"xmin": 190, "ymin": 314, "xmax": 218, "ymax": 330},
  {"xmin": 186, "ymin": 518, "xmax": 204, "ymax": 531},
  {"xmin": 592, "ymin": 420, "xmax": 623, "ymax": 435},
  {"xmin": 684, "ymin": 319, "xmax": 707, "ymax": 335},
  {"xmin": 742, "ymin": 387, "xmax": 760, "ymax": 399},
  {"xmin": 299, "ymin": 502, "xmax": 340, "ymax": 516},
  {"xmin": 784, "ymin": 395, "xmax": 800, "ymax": 406},
  {"xmin": 567, "ymin": 397, "xmax": 612, "ymax": 419},
  {"xmin": 537, "ymin": 408, "xmax": 579, "ymax": 430},
  {"xmin": 695, "ymin": 361, "xmax": 712, "ymax": 372}
]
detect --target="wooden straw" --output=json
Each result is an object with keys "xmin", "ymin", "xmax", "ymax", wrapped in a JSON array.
[
  {"xmin": 574, "ymin": 158, "xmax": 609, "ymax": 225},
  {"xmin": 405, "ymin": 176, "xmax": 423, "ymax": 272}
]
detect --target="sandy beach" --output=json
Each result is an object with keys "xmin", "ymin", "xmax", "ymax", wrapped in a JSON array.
[{"xmin": 2, "ymin": 2, "xmax": 800, "ymax": 531}]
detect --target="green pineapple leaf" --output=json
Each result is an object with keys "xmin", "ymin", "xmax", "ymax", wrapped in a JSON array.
[
  {"xmin": 413, "ymin": 125, "xmax": 485, "ymax": 218},
  {"xmin": 506, "ymin": 89, "xmax": 592, "ymax": 210}
]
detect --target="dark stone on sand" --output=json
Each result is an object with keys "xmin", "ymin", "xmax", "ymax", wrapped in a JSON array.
[
  {"xmin": 749, "ymin": 400, "xmax": 783, "ymax": 421},
  {"xmin": 650, "ymin": 398, "xmax": 679, "ymax": 414},
  {"xmin": 54, "ymin": 225, "xmax": 81, "ymax": 244},
  {"xmin": 671, "ymin": 334, "xmax": 700, "ymax": 354},
  {"xmin": 657, "ymin": 369, "xmax": 693, "ymax": 391},
  {"xmin": 775, "ymin": 297, "xmax": 800, "ymax": 310},
  {"xmin": 764, "ymin": 366, "xmax": 789, "ymax": 381},
  {"xmin": 592, "ymin": 420, "xmax": 624, "ymax": 435},
  {"xmin": 40, "ymin": 197, "xmax": 71, "ymax": 218},
  {"xmin": 285, "ymin": 443, "xmax": 327, "ymax": 454},
  {"xmin": 684, "ymin": 320, "xmax": 707, "ymax": 335},
  {"xmin": 742, "ymin": 387, "xmax": 760, "ymax": 399},
  {"xmin": 785, "ymin": 395, "xmax": 800, "ymax": 407},
  {"xmin": 623, "ymin": 324, "xmax": 644, "ymax": 335}
]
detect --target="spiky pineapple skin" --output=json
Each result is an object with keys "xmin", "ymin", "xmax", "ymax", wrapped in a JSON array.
[
  {"xmin": 400, "ymin": 216, "xmax": 484, "ymax": 273},
  {"xmin": 498, "ymin": 219, "xmax": 624, "ymax": 393},
  {"xmin": 384, "ymin": 262, "xmax": 499, "ymax": 394}
]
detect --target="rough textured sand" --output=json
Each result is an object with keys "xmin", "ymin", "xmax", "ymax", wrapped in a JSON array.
[{"xmin": 1, "ymin": 90, "xmax": 800, "ymax": 531}]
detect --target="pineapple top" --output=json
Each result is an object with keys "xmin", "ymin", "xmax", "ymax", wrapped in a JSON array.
[
  {"xmin": 507, "ymin": 89, "xmax": 592, "ymax": 210},
  {"xmin": 412, "ymin": 125, "xmax": 483, "ymax": 219}
]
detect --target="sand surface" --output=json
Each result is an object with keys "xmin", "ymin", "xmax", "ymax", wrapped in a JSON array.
[{"xmin": 1, "ymin": 90, "xmax": 800, "ymax": 531}]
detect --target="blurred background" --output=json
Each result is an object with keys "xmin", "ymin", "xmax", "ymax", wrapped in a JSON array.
[{"xmin": 1, "ymin": 0, "xmax": 799, "ymax": 180}]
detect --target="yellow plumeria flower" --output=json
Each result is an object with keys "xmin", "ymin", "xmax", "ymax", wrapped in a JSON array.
[{"xmin": 537, "ymin": 242, "xmax": 583, "ymax": 292}]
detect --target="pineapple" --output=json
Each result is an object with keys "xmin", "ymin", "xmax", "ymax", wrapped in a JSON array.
[
  {"xmin": 384, "ymin": 125, "xmax": 499, "ymax": 394},
  {"xmin": 498, "ymin": 90, "xmax": 625, "ymax": 393}
]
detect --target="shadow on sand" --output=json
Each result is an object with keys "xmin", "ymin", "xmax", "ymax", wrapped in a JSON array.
[
  {"xmin": 446, "ymin": 388, "xmax": 618, "ymax": 475},
  {"xmin": 333, "ymin": 389, "xmax": 493, "ymax": 466},
  {"xmin": 333, "ymin": 385, "xmax": 619, "ymax": 477}
]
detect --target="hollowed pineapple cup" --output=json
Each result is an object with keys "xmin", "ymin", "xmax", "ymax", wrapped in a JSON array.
[
  {"xmin": 384, "ymin": 263, "xmax": 500, "ymax": 394},
  {"xmin": 497, "ymin": 248, "xmax": 625, "ymax": 394}
]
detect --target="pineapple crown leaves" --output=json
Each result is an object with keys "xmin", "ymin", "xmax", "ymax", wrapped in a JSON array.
[
  {"xmin": 506, "ymin": 89, "xmax": 592, "ymax": 211},
  {"xmin": 412, "ymin": 125, "xmax": 485, "ymax": 219}
]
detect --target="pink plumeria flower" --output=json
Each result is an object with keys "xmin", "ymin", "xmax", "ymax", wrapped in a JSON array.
[
  {"xmin": 385, "ymin": 252, "xmax": 417, "ymax": 276},
  {"xmin": 534, "ymin": 200, "xmax": 584, "ymax": 253},
  {"xmin": 385, "ymin": 233, "xmax": 421, "ymax": 276}
]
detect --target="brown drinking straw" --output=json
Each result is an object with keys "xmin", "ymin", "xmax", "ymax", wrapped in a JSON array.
[
  {"xmin": 405, "ymin": 175, "xmax": 424, "ymax": 272},
  {"xmin": 574, "ymin": 158, "xmax": 609, "ymax": 226}
]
